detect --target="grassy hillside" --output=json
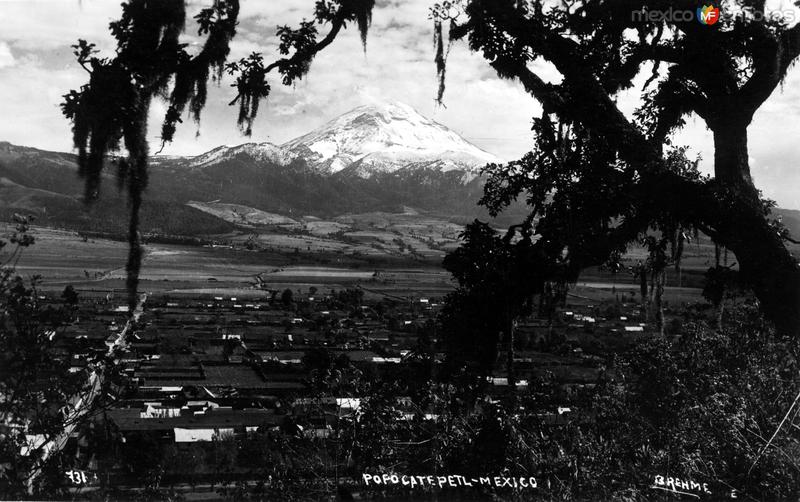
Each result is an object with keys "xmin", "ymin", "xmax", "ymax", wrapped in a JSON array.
[{"xmin": 0, "ymin": 184, "xmax": 235, "ymax": 237}]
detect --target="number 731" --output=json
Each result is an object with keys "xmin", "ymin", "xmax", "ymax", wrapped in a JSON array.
[{"xmin": 65, "ymin": 470, "xmax": 88, "ymax": 484}]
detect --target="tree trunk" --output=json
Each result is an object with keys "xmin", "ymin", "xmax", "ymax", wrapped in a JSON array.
[
  {"xmin": 122, "ymin": 97, "xmax": 151, "ymax": 316},
  {"xmin": 505, "ymin": 308, "xmax": 516, "ymax": 391},
  {"xmin": 712, "ymin": 124, "xmax": 753, "ymax": 186},
  {"xmin": 639, "ymin": 270, "xmax": 648, "ymax": 321},
  {"xmin": 655, "ymin": 269, "xmax": 665, "ymax": 336},
  {"xmin": 126, "ymin": 188, "xmax": 142, "ymax": 315},
  {"xmin": 710, "ymin": 123, "xmax": 800, "ymax": 336},
  {"xmin": 717, "ymin": 204, "xmax": 800, "ymax": 336}
]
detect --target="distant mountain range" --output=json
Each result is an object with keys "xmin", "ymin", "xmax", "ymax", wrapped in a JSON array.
[
  {"xmin": 1, "ymin": 101, "xmax": 798, "ymax": 241},
  {"xmin": 0, "ymin": 102, "xmax": 509, "ymax": 236}
]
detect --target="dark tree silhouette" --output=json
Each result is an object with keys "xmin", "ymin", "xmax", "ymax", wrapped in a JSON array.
[
  {"xmin": 468, "ymin": 0, "xmax": 800, "ymax": 335},
  {"xmin": 0, "ymin": 218, "xmax": 87, "ymax": 497},
  {"xmin": 442, "ymin": 220, "xmax": 543, "ymax": 386},
  {"xmin": 281, "ymin": 287, "xmax": 294, "ymax": 307},
  {"xmin": 61, "ymin": 0, "xmax": 246, "ymax": 311},
  {"xmin": 61, "ymin": 0, "xmax": 374, "ymax": 312},
  {"xmin": 430, "ymin": 0, "xmax": 800, "ymax": 335}
]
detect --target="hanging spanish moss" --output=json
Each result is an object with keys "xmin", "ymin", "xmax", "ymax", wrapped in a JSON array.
[
  {"xmin": 227, "ymin": 53, "xmax": 271, "ymax": 136},
  {"xmin": 352, "ymin": 0, "xmax": 374, "ymax": 51},
  {"xmin": 62, "ymin": 0, "xmax": 379, "ymax": 313},
  {"xmin": 161, "ymin": 0, "xmax": 241, "ymax": 145},
  {"xmin": 433, "ymin": 19, "xmax": 454, "ymax": 106},
  {"xmin": 430, "ymin": 2, "xmax": 460, "ymax": 106},
  {"xmin": 62, "ymin": 0, "xmax": 241, "ymax": 313},
  {"xmin": 224, "ymin": 0, "xmax": 375, "ymax": 134}
]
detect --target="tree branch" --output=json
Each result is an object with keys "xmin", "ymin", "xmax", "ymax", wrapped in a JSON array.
[
  {"xmin": 265, "ymin": 10, "xmax": 347, "ymax": 78},
  {"xmin": 489, "ymin": 58, "xmax": 565, "ymax": 113},
  {"xmin": 737, "ymin": 22, "xmax": 783, "ymax": 120}
]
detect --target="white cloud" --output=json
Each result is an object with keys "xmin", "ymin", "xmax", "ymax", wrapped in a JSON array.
[{"xmin": 0, "ymin": 42, "xmax": 14, "ymax": 68}]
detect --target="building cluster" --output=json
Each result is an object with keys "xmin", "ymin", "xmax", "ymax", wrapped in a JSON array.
[
  {"xmin": 47, "ymin": 291, "xmax": 652, "ymax": 445},
  {"xmin": 57, "ymin": 291, "xmax": 439, "ymax": 445},
  {"xmin": 22, "ymin": 286, "xmax": 658, "ymax": 493}
]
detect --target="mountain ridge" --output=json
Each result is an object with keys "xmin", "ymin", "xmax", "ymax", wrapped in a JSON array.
[
  {"xmin": 0, "ymin": 102, "xmax": 502, "ymax": 231},
  {"xmin": 172, "ymin": 101, "xmax": 500, "ymax": 182}
]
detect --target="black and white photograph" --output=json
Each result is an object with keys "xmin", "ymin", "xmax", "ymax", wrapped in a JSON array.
[{"xmin": 1, "ymin": 0, "xmax": 800, "ymax": 500}]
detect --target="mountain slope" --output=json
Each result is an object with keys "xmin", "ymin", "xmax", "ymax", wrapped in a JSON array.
[
  {"xmin": 282, "ymin": 101, "xmax": 499, "ymax": 177},
  {"xmin": 185, "ymin": 142, "xmax": 295, "ymax": 169},
  {"xmin": 137, "ymin": 102, "xmax": 504, "ymax": 218},
  {"xmin": 0, "ymin": 143, "xmax": 235, "ymax": 236}
]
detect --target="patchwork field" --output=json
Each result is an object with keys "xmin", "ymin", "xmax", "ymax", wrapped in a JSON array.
[
  {"xmin": 3, "ymin": 224, "xmax": 455, "ymax": 301},
  {"xmin": 2, "ymin": 219, "xmax": 723, "ymax": 310}
]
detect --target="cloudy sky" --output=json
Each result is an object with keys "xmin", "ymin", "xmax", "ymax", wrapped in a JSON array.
[{"xmin": 0, "ymin": 0, "xmax": 798, "ymax": 209}]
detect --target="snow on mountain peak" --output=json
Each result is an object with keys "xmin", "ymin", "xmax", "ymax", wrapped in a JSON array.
[
  {"xmin": 186, "ymin": 102, "xmax": 500, "ymax": 182},
  {"xmin": 281, "ymin": 101, "xmax": 500, "ymax": 175},
  {"xmin": 190, "ymin": 142, "xmax": 295, "ymax": 168}
]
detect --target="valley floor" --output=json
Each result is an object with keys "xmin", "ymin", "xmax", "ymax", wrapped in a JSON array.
[{"xmin": 6, "ymin": 223, "xmax": 715, "ymax": 305}]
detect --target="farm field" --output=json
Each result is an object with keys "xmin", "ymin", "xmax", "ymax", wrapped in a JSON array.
[
  {"xmin": 3, "ymin": 223, "xmax": 717, "ymax": 309},
  {"xmin": 4, "ymin": 224, "xmax": 455, "ymax": 300}
]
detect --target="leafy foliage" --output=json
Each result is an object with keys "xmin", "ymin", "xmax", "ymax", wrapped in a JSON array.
[
  {"xmin": 225, "ymin": 53, "xmax": 271, "ymax": 136},
  {"xmin": 225, "ymin": 0, "xmax": 376, "ymax": 118},
  {"xmin": 585, "ymin": 306, "xmax": 800, "ymax": 499},
  {"xmin": 0, "ymin": 217, "xmax": 86, "ymax": 497},
  {"xmin": 441, "ymin": 221, "xmax": 538, "ymax": 375}
]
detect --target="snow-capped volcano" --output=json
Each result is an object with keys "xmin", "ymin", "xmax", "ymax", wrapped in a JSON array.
[
  {"xmin": 181, "ymin": 101, "xmax": 501, "ymax": 186},
  {"xmin": 0, "ymin": 105, "xmax": 509, "ymax": 224},
  {"xmin": 281, "ymin": 101, "xmax": 500, "ymax": 176}
]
